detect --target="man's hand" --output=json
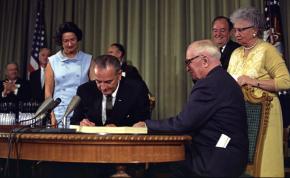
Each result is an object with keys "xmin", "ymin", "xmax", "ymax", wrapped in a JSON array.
[
  {"xmin": 80, "ymin": 119, "xmax": 96, "ymax": 126},
  {"xmin": 133, "ymin": 121, "xmax": 146, "ymax": 127},
  {"xmin": 3, "ymin": 81, "xmax": 16, "ymax": 96}
]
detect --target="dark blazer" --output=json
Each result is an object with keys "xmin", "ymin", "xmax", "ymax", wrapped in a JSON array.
[
  {"xmin": 71, "ymin": 78, "xmax": 151, "ymax": 126},
  {"xmin": 146, "ymin": 66, "xmax": 248, "ymax": 177},
  {"xmin": 121, "ymin": 62, "xmax": 143, "ymax": 81},
  {"xmin": 122, "ymin": 61, "xmax": 149, "ymax": 93},
  {"xmin": 220, "ymin": 40, "xmax": 240, "ymax": 70},
  {"xmin": 0, "ymin": 78, "xmax": 31, "ymax": 102},
  {"xmin": 30, "ymin": 69, "xmax": 44, "ymax": 102}
]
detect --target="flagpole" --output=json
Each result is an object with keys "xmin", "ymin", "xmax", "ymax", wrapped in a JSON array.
[{"xmin": 27, "ymin": 0, "xmax": 46, "ymax": 79}]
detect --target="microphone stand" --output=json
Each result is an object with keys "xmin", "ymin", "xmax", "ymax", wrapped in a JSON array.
[{"xmin": 62, "ymin": 116, "xmax": 68, "ymax": 129}]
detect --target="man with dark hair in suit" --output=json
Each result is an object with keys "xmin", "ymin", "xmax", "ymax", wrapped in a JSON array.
[
  {"xmin": 71, "ymin": 54, "xmax": 150, "ymax": 126},
  {"xmin": 30, "ymin": 48, "xmax": 51, "ymax": 102},
  {"xmin": 134, "ymin": 40, "xmax": 248, "ymax": 177},
  {"xmin": 0, "ymin": 62, "xmax": 31, "ymax": 102},
  {"xmin": 212, "ymin": 16, "xmax": 240, "ymax": 70},
  {"xmin": 107, "ymin": 43, "xmax": 144, "ymax": 81}
]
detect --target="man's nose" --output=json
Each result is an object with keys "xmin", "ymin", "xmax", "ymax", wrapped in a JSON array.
[{"xmin": 100, "ymin": 84, "xmax": 107, "ymax": 91}]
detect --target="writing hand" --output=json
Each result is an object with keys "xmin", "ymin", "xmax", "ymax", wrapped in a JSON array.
[
  {"xmin": 133, "ymin": 121, "xmax": 146, "ymax": 127},
  {"xmin": 80, "ymin": 119, "xmax": 95, "ymax": 126}
]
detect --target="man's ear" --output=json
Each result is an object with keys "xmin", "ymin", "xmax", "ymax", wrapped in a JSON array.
[
  {"xmin": 202, "ymin": 56, "xmax": 209, "ymax": 68},
  {"xmin": 117, "ymin": 70, "xmax": 122, "ymax": 80}
]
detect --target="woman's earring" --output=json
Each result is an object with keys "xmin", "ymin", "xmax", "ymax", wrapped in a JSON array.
[{"xmin": 253, "ymin": 33, "xmax": 257, "ymax": 38}]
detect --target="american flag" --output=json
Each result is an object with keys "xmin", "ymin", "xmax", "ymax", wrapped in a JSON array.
[
  {"xmin": 28, "ymin": 0, "xmax": 46, "ymax": 76},
  {"xmin": 263, "ymin": 0, "xmax": 284, "ymax": 56}
]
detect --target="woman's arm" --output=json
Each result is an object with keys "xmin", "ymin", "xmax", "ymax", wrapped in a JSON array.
[
  {"xmin": 88, "ymin": 58, "xmax": 96, "ymax": 81},
  {"xmin": 45, "ymin": 62, "xmax": 57, "ymax": 127},
  {"xmin": 237, "ymin": 76, "xmax": 276, "ymax": 92}
]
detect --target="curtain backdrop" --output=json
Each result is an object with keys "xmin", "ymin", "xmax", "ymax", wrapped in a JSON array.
[{"xmin": 0, "ymin": 0, "xmax": 289, "ymax": 120}]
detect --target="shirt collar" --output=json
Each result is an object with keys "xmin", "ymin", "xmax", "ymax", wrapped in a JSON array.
[
  {"xmin": 59, "ymin": 51, "xmax": 80, "ymax": 62},
  {"xmin": 220, "ymin": 45, "xmax": 226, "ymax": 52},
  {"xmin": 111, "ymin": 81, "xmax": 120, "ymax": 98}
]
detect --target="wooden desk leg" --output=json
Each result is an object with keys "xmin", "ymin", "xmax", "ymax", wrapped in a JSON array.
[{"xmin": 110, "ymin": 165, "xmax": 130, "ymax": 178}]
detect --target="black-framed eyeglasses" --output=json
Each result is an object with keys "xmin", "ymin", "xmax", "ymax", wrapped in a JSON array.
[
  {"xmin": 233, "ymin": 26, "xmax": 254, "ymax": 33},
  {"xmin": 185, "ymin": 55, "xmax": 200, "ymax": 66}
]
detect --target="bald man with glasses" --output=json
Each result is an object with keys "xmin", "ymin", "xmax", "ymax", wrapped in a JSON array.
[{"xmin": 134, "ymin": 40, "xmax": 248, "ymax": 177}]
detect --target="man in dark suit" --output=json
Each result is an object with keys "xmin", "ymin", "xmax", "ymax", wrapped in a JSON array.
[
  {"xmin": 71, "ymin": 54, "xmax": 150, "ymax": 126},
  {"xmin": 134, "ymin": 40, "xmax": 248, "ymax": 177},
  {"xmin": 30, "ymin": 48, "xmax": 51, "ymax": 102},
  {"xmin": 212, "ymin": 16, "xmax": 240, "ymax": 70},
  {"xmin": 107, "ymin": 43, "xmax": 143, "ymax": 81},
  {"xmin": 0, "ymin": 62, "xmax": 31, "ymax": 102}
]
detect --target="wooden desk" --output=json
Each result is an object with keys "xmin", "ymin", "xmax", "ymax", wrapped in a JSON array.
[{"xmin": 0, "ymin": 132, "xmax": 191, "ymax": 164}]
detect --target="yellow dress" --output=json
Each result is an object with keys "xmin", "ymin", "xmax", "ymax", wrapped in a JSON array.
[{"xmin": 228, "ymin": 39, "xmax": 290, "ymax": 177}]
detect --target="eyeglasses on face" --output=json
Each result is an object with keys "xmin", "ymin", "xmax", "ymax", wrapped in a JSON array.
[
  {"xmin": 233, "ymin": 26, "xmax": 254, "ymax": 33},
  {"xmin": 185, "ymin": 55, "xmax": 200, "ymax": 66}
]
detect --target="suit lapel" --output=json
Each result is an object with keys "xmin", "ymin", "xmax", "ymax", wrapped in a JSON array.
[{"xmin": 92, "ymin": 82, "xmax": 103, "ymax": 125}]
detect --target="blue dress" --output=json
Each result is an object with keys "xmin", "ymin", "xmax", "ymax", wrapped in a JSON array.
[{"xmin": 49, "ymin": 50, "xmax": 92, "ymax": 127}]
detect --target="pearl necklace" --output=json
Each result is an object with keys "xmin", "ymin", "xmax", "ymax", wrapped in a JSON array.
[{"xmin": 243, "ymin": 41, "xmax": 258, "ymax": 50}]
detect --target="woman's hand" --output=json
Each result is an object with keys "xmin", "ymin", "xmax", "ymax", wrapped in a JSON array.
[
  {"xmin": 50, "ymin": 112, "xmax": 57, "ymax": 128},
  {"xmin": 237, "ymin": 75, "xmax": 256, "ymax": 86}
]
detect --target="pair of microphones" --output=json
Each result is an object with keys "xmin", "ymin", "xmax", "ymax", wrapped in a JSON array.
[{"xmin": 31, "ymin": 95, "xmax": 81, "ymax": 127}]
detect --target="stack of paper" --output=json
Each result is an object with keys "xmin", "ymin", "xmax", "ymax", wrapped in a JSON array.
[{"xmin": 70, "ymin": 125, "xmax": 147, "ymax": 134}]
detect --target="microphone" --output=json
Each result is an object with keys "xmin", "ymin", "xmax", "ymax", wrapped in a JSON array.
[
  {"xmin": 48, "ymin": 98, "xmax": 62, "ymax": 113},
  {"xmin": 33, "ymin": 97, "xmax": 54, "ymax": 119},
  {"xmin": 18, "ymin": 98, "xmax": 60, "ymax": 124},
  {"xmin": 62, "ymin": 96, "xmax": 81, "ymax": 128},
  {"xmin": 32, "ymin": 98, "xmax": 61, "ymax": 126}
]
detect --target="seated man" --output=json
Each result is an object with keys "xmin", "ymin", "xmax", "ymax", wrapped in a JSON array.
[
  {"xmin": 71, "ymin": 55, "xmax": 150, "ymax": 126},
  {"xmin": 0, "ymin": 62, "xmax": 31, "ymax": 102},
  {"xmin": 134, "ymin": 40, "xmax": 248, "ymax": 177}
]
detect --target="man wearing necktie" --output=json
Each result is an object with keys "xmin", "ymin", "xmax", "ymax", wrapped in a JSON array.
[
  {"xmin": 71, "ymin": 54, "xmax": 150, "ymax": 126},
  {"xmin": 0, "ymin": 62, "xmax": 31, "ymax": 102},
  {"xmin": 211, "ymin": 16, "xmax": 240, "ymax": 70},
  {"xmin": 30, "ymin": 48, "xmax": 51, "ymax": 102}
]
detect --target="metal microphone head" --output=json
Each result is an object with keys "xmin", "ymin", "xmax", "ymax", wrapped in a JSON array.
[
  {"xmin": 34, "ymin": 97, "xmax": 54, "ymax": 118},
  {"xmin": 54, "ymin": 98, "xmax": 62, "ymax": 106},
  {"xmin": 63, "ymin": 96, "xmax": 81, "ymax": 117},
  {"xmin": 47, "ymin": 98, "xmax": 62, "ymax": 112}
]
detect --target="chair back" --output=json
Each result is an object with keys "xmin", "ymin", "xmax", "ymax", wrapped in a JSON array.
[
  {"xmin": 242, "ymin": 86, "xmax": 272, "ymax": 177},
  {"xmin": 148, "ymin": 93, "xmax": 156, "ymax": 113}
]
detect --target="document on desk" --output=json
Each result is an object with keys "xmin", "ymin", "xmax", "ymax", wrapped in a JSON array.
[{"xmin": 70, "ymin": 125, "xmax": 147, "ymax": 134}]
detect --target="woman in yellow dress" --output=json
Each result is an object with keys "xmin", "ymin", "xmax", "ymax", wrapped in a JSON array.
[{"xmin": 228, "ymin": 7, "xmax": 290, "ymax": 177}]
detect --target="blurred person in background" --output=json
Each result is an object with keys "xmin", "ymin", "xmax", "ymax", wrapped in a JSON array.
[
  {"xmin": 211, "ymin": 16, "xmax": 240, "ymax": 70},
  {"xmin": 30, "ymin": 48, "xmax": 51, "ymax": 102},
  {"xmin": 0, "ymin": 62, "xmax": 31, "ymax": 102}
]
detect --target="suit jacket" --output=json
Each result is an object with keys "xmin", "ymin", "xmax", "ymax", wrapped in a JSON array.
[
  {"xmin": 0, "ymin": 78, "xmax": 31, "ymax": 102},
  {"xmin": 220, "ymin": 40, "xmax": 240, "ymax": 70},
  {"xmin": 30, "ymin": 69, "xmax": 44, "ymax": 102},
  {"xmin": 121, "ymin": 61, "xmax": 149, "ymax": 93},
  {"xmin": 71, "ymin": 78, "xmax": 151, "ymax": 126},
  {"xmin": 146, "ymin": 66, "xmax": 248, "ymax": 177},
  {"xmin": 121, "ymin": 62, "xmax": 143, "ymax": 81}
]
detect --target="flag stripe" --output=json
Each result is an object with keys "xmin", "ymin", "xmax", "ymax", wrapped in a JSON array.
[
  {"xmin": 28, "ymin": 0, "xmax": 46, "ymax": 76},
  {"xmin": 264, "ymin": 0, "xmax": 284, "ymax": 56}
]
